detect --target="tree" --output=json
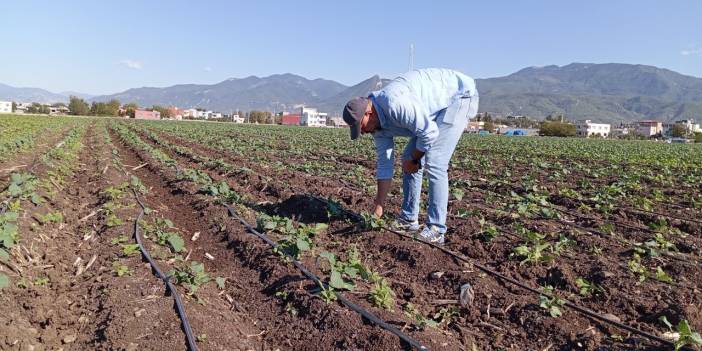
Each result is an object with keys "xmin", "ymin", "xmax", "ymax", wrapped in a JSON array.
[
  {"xmin": 11, "ymin": 102, "xmax": 16, "ymax": 112},
  {"xmin": 152, "ymin": 105, "xmax": 171, "ymax": 119},
  {"xmin": 28, "ymin": 103, "xmax": 49, "ymax": 114},
  {"xmin": 248, "ymin": 110, "xmax": 271, "ymax": 124},
  {"xmin": 694, "ymin": 132, "xmax": 702, "ymax": 143},
  {"xmin": 671, "ymin": 124, "xmax": 688, "ymax": 138},
  {"xmin": 69, "ymin": 96, "xmax": 90, "ymax": 116},
  {"xmin": 545, "ymin": 114, "xmax": 567, "ymax": 123},
  {"xmin": 123, "ymin": 102, "xmax": 138, "ymax": 118},
  {"xmin": 483, "ymin": 121, "xmax": 495, "ymax": 132},
  {"xmin": 539, "ymin": 121, "xmax": 576, "ymax": 137},
  {"xmin": 90, "ymin": 99, "xmax": 120, "ymax": 117}
]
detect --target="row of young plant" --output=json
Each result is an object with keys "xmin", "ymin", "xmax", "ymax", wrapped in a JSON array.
[
  {"xmin": 132, "ymin": 121, "xmax": 378, "ymax": 192},
  {"xmin": 0, "ymin": 115, "xmax": 79, "ymax": 163},
  {"xmin": 134, "ymin": 121, "xmax": 691, "ymax": 290},
  {"xmin": 125, "ymin": 122, "xmax": 623, "ymax": 335},
  {"xmin": 113, "ymin": 121, "xmax": 455, "ymax": 331},
  {"xmin": 0, "ymin": 123, "xmax": 88, "ymax": 289},
  {"xmin": 131, "ymin": 121, "xmax": 702, "ymax": 350},
  {"xmin": 137, "ymin": 119, "xmax": 702, "ymax": 219}
]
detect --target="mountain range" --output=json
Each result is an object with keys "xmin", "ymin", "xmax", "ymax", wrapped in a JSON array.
[{"xmin": 2, "ymin": 63, "xmax": 702, "ymax": 122}]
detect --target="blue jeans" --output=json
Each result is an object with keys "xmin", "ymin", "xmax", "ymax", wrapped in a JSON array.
[{"xmin": 399, "ymin": 94, "xmax": 479, "ymax": 232}]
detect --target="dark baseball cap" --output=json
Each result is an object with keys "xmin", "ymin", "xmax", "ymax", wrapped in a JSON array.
[{"xmin": 342, "ymin": 97, "xmax": 369, "ymax": 140}]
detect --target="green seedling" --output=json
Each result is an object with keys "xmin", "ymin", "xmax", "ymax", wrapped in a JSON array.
[
  {"xmin": 478, "ymin": 218, "xmax": 499, "ymax": 241},
  {"xmin": 660, "ymin": 316, "xmax": 702, "ymax": 350},
  {"xmin": 111, "ymin": 235, "xmax": 129, "ymax": 245},
  {"xmin": 369, "ymin": 278, "xmax": 395, "ymax": 310},
  {"xmin": 215, "ymin": 277, "xmax": 226, "ymax": 290},
  {"xmin": 37, "ymin": 211, "xmax": 63, "ymax": 224},
  {"xmin": 258, "ymin": 214, "xmax": 326, "ymax": 259},
  {"xmin": 431, "ymin": 307, "xmax": 459, "ymax": 327},
  {"xmin": 169, "ymin": 261, "xmax": 211, "ymax": 295},
  {"xmin": 121, "ymin": 244, "xmax": 141, "ymax": 256},
  {"xmin": 655, "ymin": 266, "xmax": 674, "ymax": 284},
  {"xmin": 403, "ymin": 303, "xmax": 439, "ymax": 330},
  {"xmin": 575, "ymin": 277, "xmax": 603, "ymax": 297},
  {"xmin": 34, "ymin": 277, "xmax": 50, "ymax": 286},
  {"xmin": 539, "ymin": 294, "xmax": 565, "ymax": 317},
  {"xmin": 0, "ymin": 273, "xmax": 9, "ymax": 289},
  {"xmin": 359, "ymin": 212, "xmax": 385, "ymax": 230},
  {"xmin": 627, "ymin": 253, "xmax": 647, "ymax": 282},
  {"xmin": 112, "ymin": 262, "xmax": 131, "ymax": 277},
  {"xmin": 513, "ymin": 242, "xmax": 553, "ymax": 265},
  {"xmin": 318, "ymin": 283, "xmax": 337, "ymax": 303},
  {"xmin": 143, "ymin": 218, "xmax": 185, "ymax": 253}
]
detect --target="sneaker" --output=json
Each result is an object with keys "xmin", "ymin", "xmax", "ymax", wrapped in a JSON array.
[
  {"xmin": 419, "ymin": 225, "xmax": 445, "ymax": 245},
  {"xmin": 391, "ymin": 216, "xmax": 420, "ymax": 232}
]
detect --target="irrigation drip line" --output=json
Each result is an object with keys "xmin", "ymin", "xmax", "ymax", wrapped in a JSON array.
[
  {"xmin": 624, "ymin": 206, "xmax": 702, "ymax": 226},
  {"xmin": 473, "ymin": 186, "xmax": 700, "ymax": 236},
  {"xmin": 476, "ymin": 180, "xmax": 702, "ymax": 224},
  {"xmin": 123, "ymin": 129, "xmax": 682, "ymax": 349},
  {"xmin": 131, "ymin": 189, "xmax": 199, "ymax": 351},
  {"xmin": 221, "ymin": 202, "xmax": 429, "ymax": 351},
  {"xmin": 307, "ymin": 196, "xmax": 679, "ymax": 349}
]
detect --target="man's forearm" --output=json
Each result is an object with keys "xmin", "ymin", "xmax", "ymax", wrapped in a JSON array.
[{"xmin": 375, "ymin": 179, "xmax": 392, "ymax": 206}]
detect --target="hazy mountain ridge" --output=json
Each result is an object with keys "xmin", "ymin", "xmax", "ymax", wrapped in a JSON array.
[{"xmin": 3, "ymin": 63, "xmax": 702, "ymax": 122}]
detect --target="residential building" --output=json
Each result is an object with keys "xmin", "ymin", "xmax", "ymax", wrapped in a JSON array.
[
  {"xmin": 281, "ymin": 114, "xmax": 301, "ymax": 126},
  {"xmin": 611, "ymin": 127, "xmax": 631, "ymax": 137},
  {"xmin": 231, "ymin": 114, "xmax": 245, "ymax": 123},
  {"xmin": 636, "ymin": 120, "xmax": 663, "ymax": 137},
  {"xmin": 0, "ymin": 101, "xmax": 11, "ymax": 113},
  {"xmin": 14, "ymin": 102, "xmax": 32, "ymax": 114},
  {"xmin": 327, "ymin": 116, "xmax": 345, "ymax": 127},
  {"xmin": 575, "ymin": 120, "xmax": 611, "ymax": 137},
  {"xmin": 196, "ymin": 110, "xmax": 212, "ymax": 119},
  {"xmin": 210, "ymin": 112, "xmax": 223, "ymax": 119},
  {"xmin": 49, "ymin": 106, "xmax": 70, "ymax": 115},
  {"xmin": 134, "ymin": 109, "xmax": 161, "ymax": 120},
  {"xmin": 300, "ymin": 107, "xmax": 327, "ymax": 127},
  {"xmin": 182, "ymin": 108, "xmax": 198, "ymax": 118},
  {"xmin": 168, "ymin": 107, "xmax": 183, "ymax": 120},
  {"xmin": 663, "ymin": 119, "xmax": 701, "ymax": 136}
]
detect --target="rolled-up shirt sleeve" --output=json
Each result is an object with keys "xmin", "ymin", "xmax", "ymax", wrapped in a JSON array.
[
  {"xmin": 388, "ymin": 95, "xmax": 438, "ymax": 152},
  {"xmin": 373, "ymin": 135, "xmax": 394, "ymax": 180}
]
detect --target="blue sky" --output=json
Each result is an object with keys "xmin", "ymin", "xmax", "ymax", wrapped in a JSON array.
[{"xmin": 2, "ymin": 0, "xmax": 701, "ymax": 95}]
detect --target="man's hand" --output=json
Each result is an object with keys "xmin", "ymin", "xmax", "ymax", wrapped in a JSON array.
[
  {"xmin": 402, "ymin": 159, "xmax": 420, "ymax": 174},
  {"xmin": 372, "ymin": 203, "xmax": 383, "ymax": 217}
]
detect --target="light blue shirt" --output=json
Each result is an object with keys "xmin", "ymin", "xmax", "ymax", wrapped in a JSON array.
[{"xmin": 370, "ymin": 68, "xmax": 477, "ymax": 179}]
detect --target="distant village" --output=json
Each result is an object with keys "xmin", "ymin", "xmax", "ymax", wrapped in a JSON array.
[{"xmin": 1, "ymin": 99, "xmax": 700, "ymax": 142}]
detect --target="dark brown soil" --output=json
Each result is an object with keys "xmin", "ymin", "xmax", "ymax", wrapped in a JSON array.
[{"xmin": 125, "ymin": 123, "xmax": 702, "ymax": 350}]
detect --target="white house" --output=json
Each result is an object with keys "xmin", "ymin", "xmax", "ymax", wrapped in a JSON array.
[
  {"xmin": 636, "ymin": 120, "xmax": 663, "ymax": 137},
  {"xmin": 663, "ymin": 119, "xmax": 701, "ymax": 136},
  {"xmin": 195, "ymin": 110, "xmax": 212, "ymax": 119},
  {"xmin": 300, "ymin": 107, "xmax": 327, "ymax": 127},
  {"xmin": 575, "ymin": 120, "xmax": 611, "ymax": 137},
  {"xmin": 210, "ymin": 112, "xmax": 223, "ymax": 119},
  {"xmin": 182, "ymin": 108, "xmax": 198, "ymax": 118},
  {"xmin": 0, "ymin": 101, "xmax": 12, "ymax": 114},
  {"xmin": 231, "ymin": 114, "xmax": 245, "ymax": 123}
]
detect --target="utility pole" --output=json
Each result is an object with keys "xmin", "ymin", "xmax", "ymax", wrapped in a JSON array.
[{"xmin": 408, "ymin": 43, "xmax": 414, "ymax": 71}]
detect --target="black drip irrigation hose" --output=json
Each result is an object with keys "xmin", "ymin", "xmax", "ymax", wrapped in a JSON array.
[
  {"xmin": 122, "ymin": 136, "xmax": 676, "ymax": 349},
  {"xmin": 132, "ymin": 189, "xmax": 199, "ymax": 351},
  {"xmin": 222, "ymin": 203, "xmax": 428, "ymax": 351},
  {"xmin": 306, "ymin": 195, "xmax": 680, "ymax": 349}
]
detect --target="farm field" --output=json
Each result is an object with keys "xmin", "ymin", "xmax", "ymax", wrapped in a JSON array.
[{"xmin": 0, "ymin": 114, "xmax": 701, "ymax": 351}]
